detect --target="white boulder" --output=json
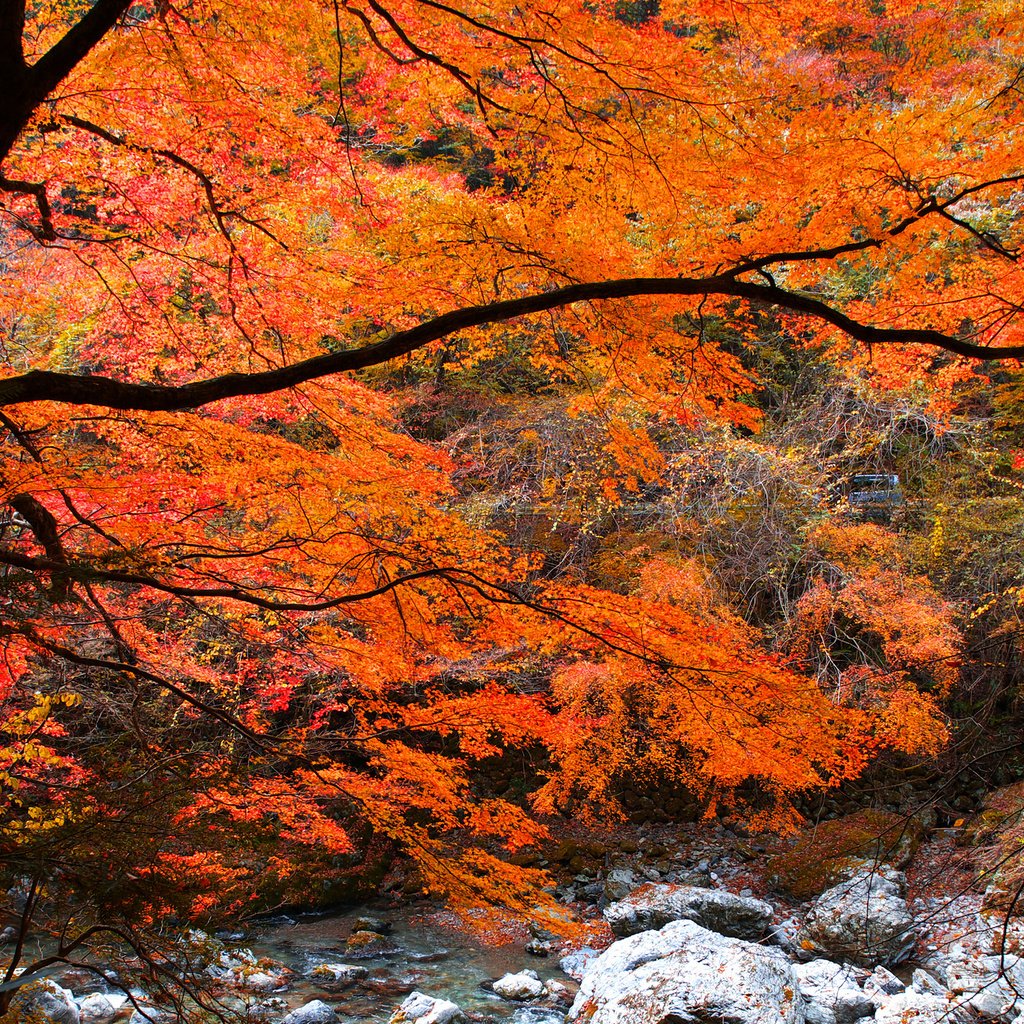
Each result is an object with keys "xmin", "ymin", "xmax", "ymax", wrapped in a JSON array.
[
  {"xmin": 559, "ymin": 947, "xmax": 599, "ymax": 981},
  {"xmin": 874, "ymin": 990, "xmax": 971, "ymax": 1023},
  {"xmin": 307, "ymin": 962, "xmax": 368, "ymax": 991},
  {"xmin": 492, "ymin": 970, "xmax": 545, "ymax": 1000},
  {"xmin": 797, "ymin": 868, "xmax": 916, "ymax": 966},
  {"xmin": 76, "ymin": 992, "xmax": 128, "ymax": 1024},
  {"xmin": 205, "ymin": 947, "xmax": 289, "ymax": 992},
  {"xmin": 910, "ymin": 970, "xmax": 947, "ymax": 998},
  {"xmin": 863, "ymin": 965, "xmax": 905, "ymax": 1003},
  {"xmin": 602, "ymin": 867, "xmax": 637, "ymax": 901},
  {"xmin": 923, "ymin": 897, "xmax": 1024, "ymax": 1019},
  {"xmin": 604, "ymin": 883, "xmax": 774, "ymax": 940},
  {"xmin": 793, "ymin": 959, "xmax": 874, "ymax": 1024},
  {"xmin": 543, "ymin": 978, "xmax": 573, "ymax": 1004},
  {"xmin": 9, "ymin": 979, "xmax": 80, "ymax": 1024},
  {"xmin": 938, "ymin": 949, "xmax": 1024, "ymax": 1019},
  {"xmin": 390, "ymin": 990, "xmax": 463, "ymax": 1024},
  {"xmin": 567, "ymin": 918, "xmax": 804, "ymax": 1024},
  {"xmin": 281, "ymin": 1000, "xmax": 339, "ymax": 1024}
]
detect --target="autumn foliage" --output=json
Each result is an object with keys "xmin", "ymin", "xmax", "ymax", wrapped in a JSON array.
[{"xmin": 2, "ymin": 0, "xmax": 1024, "ymax": 985}]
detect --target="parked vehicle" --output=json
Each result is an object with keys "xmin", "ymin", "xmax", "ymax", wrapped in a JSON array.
[{"xmin": 848, "ymin": 473, "xmax": 903, "ymax": 523}]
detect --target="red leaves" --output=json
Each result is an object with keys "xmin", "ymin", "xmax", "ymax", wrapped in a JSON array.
[{"xmin": 3, "ymin": 0, "xmax": 1010, "ymax": 943}]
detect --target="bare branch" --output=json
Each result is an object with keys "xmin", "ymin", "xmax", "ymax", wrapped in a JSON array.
[
  {"xmin": 0, "ymin": 172, "xmax": 55, "ymax": 240},
  {"xmin": 60, "ymin": 115, "xmax": 287, "ymax": 249}
]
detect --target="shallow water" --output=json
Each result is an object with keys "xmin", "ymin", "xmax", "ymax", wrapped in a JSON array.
[{"xmin": 248, "ymin": 903, "xmax": 574, "ymax": 1022}]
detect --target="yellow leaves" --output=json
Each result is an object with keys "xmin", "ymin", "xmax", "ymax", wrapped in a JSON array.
[
  {"xmin": 930, "ymin": 509, "xmax": 946, "ymax": 560},
  {"xmin": 807, "ymin": 520, "xmax": 902, "ymax": 570},
  {"xmin": 972, "ymin": 583, "xmax": 1024, "ymax": 622},
  {"xmin": 1, "ymin": 691, "xmax": 81, "ymax": 741},
  {"xmin": 11, "ymin": 739, "xmax": 55, "ymax": 764},
  {"xmin": 6, "ymin": 802, "xmax": 77, "ymax": 834}
]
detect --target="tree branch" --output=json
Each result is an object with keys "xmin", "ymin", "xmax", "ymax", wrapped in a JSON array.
[
  {"xmin": 60, "ymin": 115, "xmax": 287, "ymax": 248},
  {"xmin": 7, "ymin": 494, "xmax": 72, "ymax": 600},
  {"xmin": 25, "ymin": 0, "xmax": 133, "ymax": 104},
  {"xmin": 0, "ymin": 0, "xmax": 27, "ymax": 80},
  {"xmin": 0, "ymin": 549, "xmax": 480, "ymax": 610},
  {"xmin": 0, "ymin": 0, "xmax": 132, "ymax": 162},
  {"xmin": 0, "ymin": 273, "xmax": 1014, "ymax": 413},
  {"xmin": 0, "ymin": 172, "xmax": 55, "ymax": 240}
]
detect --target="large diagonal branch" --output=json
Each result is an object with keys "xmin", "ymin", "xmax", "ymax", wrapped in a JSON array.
[
  {"xmin": 0, "ymin": 0, "xmax": 28, "ymax": 86},
  {"xmin": 0, "ymin": 273, "xmax": 1015, "ymax": 413},
  {"xmin": 0, "ymin": 0, "xmax": 132, "ymax": 163}
]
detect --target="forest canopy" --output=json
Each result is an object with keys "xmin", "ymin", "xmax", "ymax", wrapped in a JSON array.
[{"xmin": 2, "ymin": 0, "xmax": 1024, "ymax": 996}]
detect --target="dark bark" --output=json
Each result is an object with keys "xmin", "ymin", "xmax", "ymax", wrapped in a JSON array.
[
  {"xmin": 0, "ymin": 0, "xmax": 29, "ymax": 161},
  {"xmin": 0, "ymin": 273, "xmax": 1014, "ymax": 414},
  {"xmin": 0, "ymin": 0, "xmax": 132, "ymax": 163},
  {"xmin": 0, "ymin": 0, "xmax": 27, "ymax": 79},
  {"xmin": 8, "ymin": 493, "xmax": 72, "ymax": 600}
]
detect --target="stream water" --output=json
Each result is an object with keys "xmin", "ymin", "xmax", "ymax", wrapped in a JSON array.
[{"xmin": 246, "ymin": 902, "xmax": 575, "ymax": 1022}]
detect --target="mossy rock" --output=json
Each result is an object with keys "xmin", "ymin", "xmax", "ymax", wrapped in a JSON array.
[
  {"xmin": 345, "ymin": 929, "xmax": 393, "ymax": 954},
  {"xmin": 547, "ymin": 839, "xmax": 581, "ymax": 863},
  {"xmin": 767, "ymin": 809, "xmax": 924, "ymax": 900},
  {"xmin": 961, "ymin": 782, "xmax": 1024, "ymax": 848},
  {"xmin": 964, "ymin": 784, "xmax": 1024, "ymax": 918}
]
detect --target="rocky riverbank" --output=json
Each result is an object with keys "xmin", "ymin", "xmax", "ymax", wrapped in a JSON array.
[{"xmin": 6, "ymin": 803, "xmax": 1023, "ymax": 1024}]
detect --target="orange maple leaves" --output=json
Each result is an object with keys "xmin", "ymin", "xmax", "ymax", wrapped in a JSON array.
[{"xmin": 0, "ymin": 0, "xmax": 1010, "ymax": 945}]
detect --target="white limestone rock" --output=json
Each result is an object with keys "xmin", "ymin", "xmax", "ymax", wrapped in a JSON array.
[
  {"xmin": 559, "ymin": 947, "xmax": 599, "ymax": 981},
  {"xmin": 793, "ymin": 959, "xmax": 874, "ymax": 1024},
  {"xmin": 874, "ymin": 990, "xmax": 972, "ymax": 1023},
  {"xmin": 604, "ymin": 883, "xmax": 774, "ymax": 941},
  {"xmin": 938, "ymin": 950, "xmax": 1024, "ymax": 1019},
  {"xmin": 205, "ymin": 947, "xmax": 290, "ymax": 992},
  {"xmin": 280, "ymin": 1000, "xmax": 339, "ymax": 1024},
  {"xmin": 493, "ymin": 971, "xmax": 546, "ymax": 1001},
  {"xmin": 390, "ymin": 990, "xmax": 464, "ymax": 1024},
  {"xmin": 307, "ymin": 962, "xmax": 368, "ymax": 991},
  {"xmin": 542, "ymin": 978, "xmax": 573, "ymax": 1004},
  {"xmin": 76, "ymin": 992, "xmax": 128, "ymax": 1024},
  {"xmin": 797, "ymin": 868, "xmax": 916, "ymax": 967},
  {"xmin": 567, "ymin": 918, "xmax": 804, "ymax": 1024},
  {"xmin": 9, "ymin": 979, "xmax": 80, "ymax": 1024},
  {"xmin": 602, "ymin": 867, "xmax": 637, "ymax": 901},
  {"xmin": 863, "ymin": 965, "xmax": 904, "ymax": 1005},
  {"xmin": 769, "ymin": 913, "xmax": 803, "ymax": 954},
  {"xmin": 910, "ymin": 970, "xmax": 947, "ymax": 998},
  {"xmin": 923, "ymin": 896, "xmax": 1024, "ymax": 1019}
]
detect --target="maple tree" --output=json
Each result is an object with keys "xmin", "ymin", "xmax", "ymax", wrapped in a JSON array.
[{"xmin": 1, "ymin": 0, "xmax": 1023, "ymax": 1000}]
